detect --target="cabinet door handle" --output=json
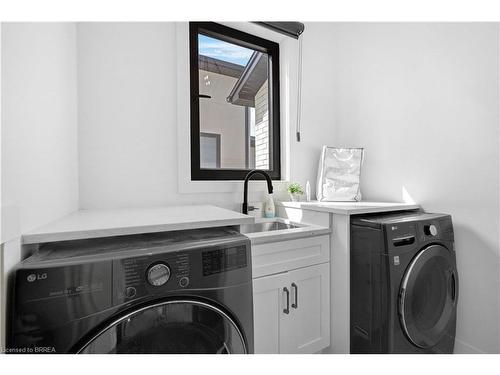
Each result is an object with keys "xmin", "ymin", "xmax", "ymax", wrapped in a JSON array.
[
  {"xmin": 291, "ymin": 282, "xmax": 298, "ymax": 309},
  {"xmin": 283, "ymin": 287, "xmax": 290, "ymax": 314}
]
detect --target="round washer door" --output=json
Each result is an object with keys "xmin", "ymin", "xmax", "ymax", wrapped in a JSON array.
[
  {"xmin": 399, "ymin": 244, "xmax": 458, "ymax": 349},
  {"xmin": 78, "ymin": 300, "xmax": 247, "ymax": 354}
]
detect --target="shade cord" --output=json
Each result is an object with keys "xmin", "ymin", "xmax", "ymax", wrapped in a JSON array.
[{"xmin": 296, "ymin": 35, "xmax": 303, "ymax": 142}]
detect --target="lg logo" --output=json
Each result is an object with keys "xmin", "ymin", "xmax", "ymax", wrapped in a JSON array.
[{"xmin": 27, "ymin": 273, "xmax": 47, "ymax": 282}]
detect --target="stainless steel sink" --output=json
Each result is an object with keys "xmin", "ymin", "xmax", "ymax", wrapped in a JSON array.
[{"xmin": 240, "ymin": 221, "xmax": 299, "ymax": 234}]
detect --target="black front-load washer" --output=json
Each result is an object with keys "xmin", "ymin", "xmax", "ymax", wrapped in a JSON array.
[
  {"xmin": 7, "ymin": 227, "xmax": 253, "ymax": 354},
  {"xmin": 350, "ymin": 211, "xmax": 458, "ymax": 354}
]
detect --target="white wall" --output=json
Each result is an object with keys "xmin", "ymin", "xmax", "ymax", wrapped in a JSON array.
[
  {"xmin": 77, "ymin": 23, "xmax": 335, "ymax": 210},
  {"xmin": 1, "ymin": 23, "xmax": 79, "ymax": 241},
  {"xmin": 327, "ymin": 23, "xmax": 500, "ymax": 353},
  {"xmin": 1, "ymin": 22, "xmax": 79, "ymax": 346}
]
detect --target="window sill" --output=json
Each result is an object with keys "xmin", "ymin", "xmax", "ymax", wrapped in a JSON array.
[{"xmin": 178, "ymin": 179, "xmax": 289, "ymax": 195}]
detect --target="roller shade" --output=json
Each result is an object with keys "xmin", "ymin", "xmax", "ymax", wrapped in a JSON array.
[
  {"xmin": 254, "ymin": 22, "xmax": 305, "ymax": 39},
  {"xmin": 254, "ymin": 21, "xmax": 305, "ymax": 142}
]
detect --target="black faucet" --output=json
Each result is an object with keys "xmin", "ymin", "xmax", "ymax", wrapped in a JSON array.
[{"xmin": 242, "ymin": 169, "xmax": 274, "ymax": 214}]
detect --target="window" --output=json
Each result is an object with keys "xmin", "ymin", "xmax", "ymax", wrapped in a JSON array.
[{"xmin": 189, "ymin": 22, "xmax": 281, "ymax": 180}]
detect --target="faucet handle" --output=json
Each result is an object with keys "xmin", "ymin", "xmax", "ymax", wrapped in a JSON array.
[{"xmin": 247, "ymin": 205, "xmax": 259, "ymax": 211}]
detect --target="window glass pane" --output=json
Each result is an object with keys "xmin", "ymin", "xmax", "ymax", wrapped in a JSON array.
[
  {"xmin": 200, "ymin": 133, "xmax": 220, "ymax": 168},
  {"xmin": 198, "ymin": 33, "xmax": 271, "ymax": 170}
]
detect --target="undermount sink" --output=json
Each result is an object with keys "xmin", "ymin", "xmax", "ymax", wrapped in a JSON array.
[{"xmin": 240, "ymin": 221, "xmax": 299, "ymax": 234}]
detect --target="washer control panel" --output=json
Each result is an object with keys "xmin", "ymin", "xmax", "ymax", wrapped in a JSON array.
[
  {"xmin": 112, "ymin": 241, "xmax": 249, "ymax": 305},
  {"xmin": 113, "ymin": 252, "xmax": 190, "ymax": 304}
]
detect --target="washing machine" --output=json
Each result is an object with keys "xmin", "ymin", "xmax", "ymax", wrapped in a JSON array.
[
  {"xmin": 350, "ymin": 211, "xmax": 458, "ymax": 354},
  {"xmin": 7, "ymin": 227, "xmax": 253, "ymax": 354}
]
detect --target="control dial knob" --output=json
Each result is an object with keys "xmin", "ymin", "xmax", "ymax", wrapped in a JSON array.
[
  {"xmin": 424, "ymin": 224, "xmax": 438, "ymax": 236},
  {"xmin": 125, "ymin": 286, "xmax": 137, "ymax": 298},
  {"xmin": 147, "ymin": 263, "xmax": 171, "ymax": 286}
]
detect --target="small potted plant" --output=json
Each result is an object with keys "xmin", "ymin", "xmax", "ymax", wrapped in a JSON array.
[{"xmin": 287, "ymin": 182, "xmax": 304, "ymax": 202}]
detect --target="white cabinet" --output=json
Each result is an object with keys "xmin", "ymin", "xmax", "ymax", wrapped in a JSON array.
[{"xmin": 253, "ymin": 262, "xmax": 330, "ymax": 354}]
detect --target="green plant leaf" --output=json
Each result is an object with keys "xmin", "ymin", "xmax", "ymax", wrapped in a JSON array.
[{"xmin": 287, "ymin": 182, "xmax": 304, "ymax": 194}]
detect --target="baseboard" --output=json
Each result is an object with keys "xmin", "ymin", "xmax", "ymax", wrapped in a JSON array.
[{"xmin": 454, "ymin": 337, "xmax": 487, "ymax": 354}]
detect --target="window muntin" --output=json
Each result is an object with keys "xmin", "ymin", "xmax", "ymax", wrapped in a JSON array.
[{"xmin": 189, "ymin": 22, "xmax": 280, "ymax": 180}]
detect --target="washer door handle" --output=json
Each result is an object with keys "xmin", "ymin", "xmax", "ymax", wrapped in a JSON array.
[
  {"xmin": 399, "ymin": 287, "xmax": 406, "ymax": 313},
  {"xmin": 450, "ymin": 270, "xmax": 457, "ymax": 305}
]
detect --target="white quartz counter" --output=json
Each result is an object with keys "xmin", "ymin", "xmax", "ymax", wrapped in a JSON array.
[
  {"xmin": 276, "ymin": 200, "xmax": 419, "ymax": 215},
  {"xmin": 22, "ymin": 205, "xmax": 254, "ymax": 244}
]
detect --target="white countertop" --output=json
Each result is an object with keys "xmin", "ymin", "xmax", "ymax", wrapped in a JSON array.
[
  {"xmin": 276, "ymin": 200, "xmax": 420, "ymax": 215},
  {"xmin": 22, "ymin": 205, "xmax": 254, "ymax": 244}
]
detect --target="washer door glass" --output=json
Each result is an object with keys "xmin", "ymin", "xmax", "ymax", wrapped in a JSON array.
[
  {"xmin": 78, "ymin": 300, "xmax": 246, "ymax": 354},
  {"xmin": 399, "ymin": 244, "xmax": 458, "ymax": 349}
]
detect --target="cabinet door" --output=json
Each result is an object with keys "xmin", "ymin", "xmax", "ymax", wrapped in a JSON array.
[
  {"xmin": 282, "ymin": 263, "xmax": 330, "ymax": 354},
  {"xmin": 252, "ymin": 272, "xmax": 289, "ymax": 354}
]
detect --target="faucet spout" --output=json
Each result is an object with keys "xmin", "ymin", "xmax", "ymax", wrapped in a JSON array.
[{"xmin": 242, "ymin": 169, "xmax": 274, "ymax": 214}]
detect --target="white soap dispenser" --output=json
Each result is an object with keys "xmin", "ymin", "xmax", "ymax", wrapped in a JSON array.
[{"xmin": 264, "ymin": 193, "xmax": 276, "ymax": 218}]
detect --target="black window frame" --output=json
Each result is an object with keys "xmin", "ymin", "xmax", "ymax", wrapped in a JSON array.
[{"xmin": 189, "ymin": 22, "xmax": 281, "ymax": 181}]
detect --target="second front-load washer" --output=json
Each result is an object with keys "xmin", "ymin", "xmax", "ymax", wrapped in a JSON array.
[
  {"xmin": 7, "ymin": 227, "xmax": 253, "ymax": 354},
  {"xmin": 350, "ymin": 211, "xmax": 458, "ymax": 354}
]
